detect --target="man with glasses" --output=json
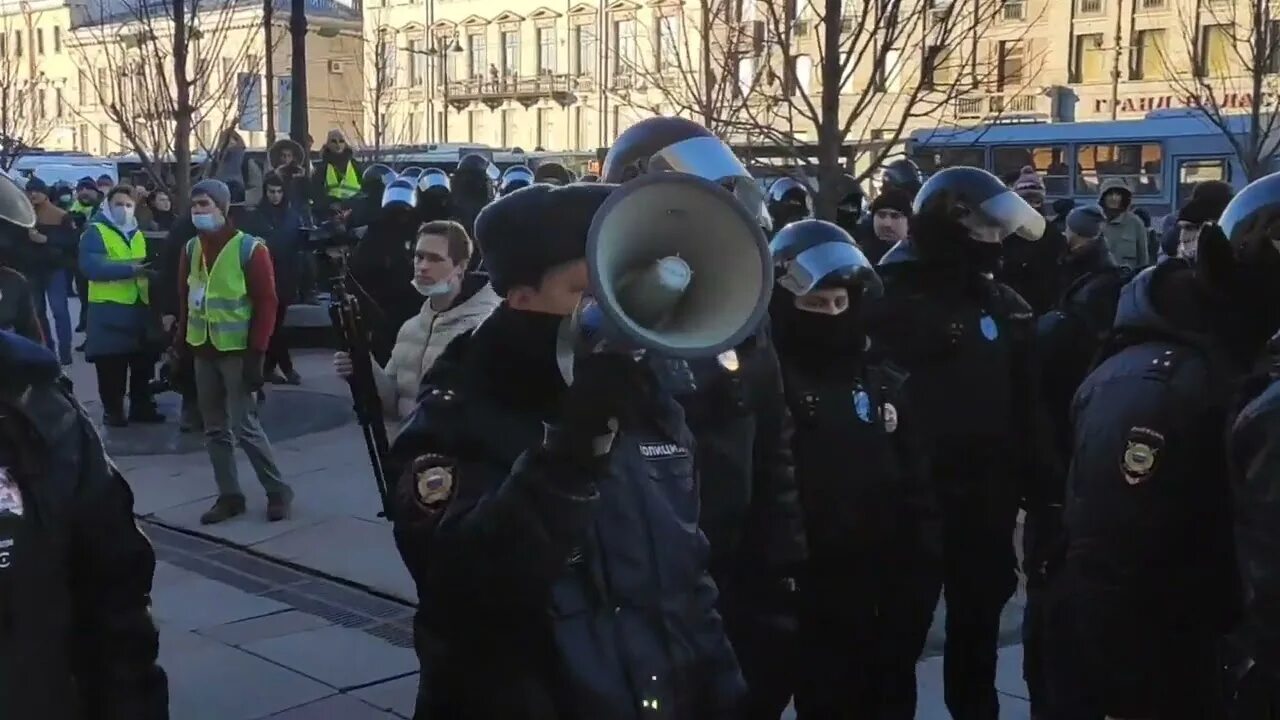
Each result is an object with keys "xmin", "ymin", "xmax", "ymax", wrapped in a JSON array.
[{"xmin": 310, "ymin": 129, "xmax": 362, "ymax": 219}]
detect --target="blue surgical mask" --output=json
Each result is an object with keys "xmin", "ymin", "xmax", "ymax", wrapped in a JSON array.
[{"xmin": 192, "ymin": 212, "xmax": 224, "ymax": 232}]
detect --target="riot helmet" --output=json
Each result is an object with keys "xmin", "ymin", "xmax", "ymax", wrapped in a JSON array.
[
  {"xmin": 400, "ymin": 166, "xmax": 425, "ymax": 182},
  {"xmin": 1216, "ymin": 172, "xmax": 1280, "ymax": 337},
  {"xmin": 382, "ymin": 176, "xmax": 418, "ymax": 209},
  {"xmin": 361, "ymin": 164, "xmax": 397, "ymax": 205},
  {"xmin": 601, "ymin": 116, "xmax": 765, "ymax": 221},
  {"xmin": 0, "ymin": 173, "xmax": 35, "ymax": 228},
  {"xmin": 533, "ymin": 162, "xmax": 572, "ymax": 186},
  {"xmin": 767, "ymin": 176, "xmax": 814, "ymax": 230},
  {"xmin": 454, "ymin": 153, "xmax": 496, "ymax": 202},
  {"xmin": 770, "ymin": 219, "xmax": 881, "ymax": 298},
  {"xmin": 500, "ymin": 165, "xmax": 534, "ymax": 195},
  {"xmin": 913, "ymin": 166, "xmax": 1045, "ymax": 244},
  {"xmin": 418, "ymin": 168, "xmax": 450, "ymax": 196},
  {"xmin": 879, "ymin": 158, "xmax": 924, "ymax": 198},
  {"xmin": 834, "ymin": 173, "xmax": 866, "ymax": 229}
]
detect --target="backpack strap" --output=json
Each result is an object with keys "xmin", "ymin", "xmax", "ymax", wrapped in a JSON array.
[{"xmin": 239, "ymin": 234, "xmax": 259, "ymax": 267}]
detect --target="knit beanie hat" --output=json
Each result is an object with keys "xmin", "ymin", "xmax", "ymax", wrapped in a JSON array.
[
  {"xmin": 869, "ymin": 187, "xmax": 912, "ymax": 216},
  {"xmin": 1066, "ymin": 204, "xmax": 1106, "ymax": 239},
  {"xmin": 1051, "ymin": 198, "xmax": 1077, "ymax": 219},
  {"xmin": 1013, "ymin": 166, "xmax": 1046, "ymax": 200},
  {"xmin": 191, "ymin": 178, "xmax": 231, "ymax": 215}
]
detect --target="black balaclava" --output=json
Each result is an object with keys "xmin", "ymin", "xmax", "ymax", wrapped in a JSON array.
[{"xmin": 771, "ymin": 289, "xmax": 867, "ymax": 373}]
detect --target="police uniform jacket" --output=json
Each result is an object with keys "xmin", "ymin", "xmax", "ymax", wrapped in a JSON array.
[
  {"xmin": 1229, "ymin": 375, "xmax": 1280, "ymax": 678},
  {"xmin": 668, "ymin": 324, "xmax": 807, "ymax": 594},
  {"xmin": 389, "ymin": 305, "xmax": 745, "ymax": 720},
  {"xmin": 0, "ymin": 330, "xmax": 167, "ymax": 719},
  {"xmin": 1062, "ymin": 264, "xmax": 1240, "ymax": 711}
]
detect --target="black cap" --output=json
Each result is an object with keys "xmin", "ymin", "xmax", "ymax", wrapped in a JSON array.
[{"xmin": 475, "ymin": 182, "xmax": 616, "ymax": 295}]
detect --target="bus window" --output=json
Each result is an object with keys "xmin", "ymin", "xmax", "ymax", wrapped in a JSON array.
[
  {"xmin": 993, "ymin": 146, "xmax": 1070, "ymax": 195},
  {"xmin": 1176, "ymin": 158, "xmax": 1230, "ymax": 209},
  {"xmin": 1076, "ymin": 144, "xmax": 1163, "ymax": 196},
  {"xmin": 911, "ymin": 147, "xmax": 985, "ymax": 174}
]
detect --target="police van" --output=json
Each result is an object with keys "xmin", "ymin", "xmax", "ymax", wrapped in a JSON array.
[{"xmin": 906, "ymin": 109, "xmax": 1273, "ymax": 218}]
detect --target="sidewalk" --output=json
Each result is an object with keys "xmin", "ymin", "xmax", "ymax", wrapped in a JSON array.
[{"xmin": 59, "ymin": 297, "xmax": 1031, "ymax": 717}]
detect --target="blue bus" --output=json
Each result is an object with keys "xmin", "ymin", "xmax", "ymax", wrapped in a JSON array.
[{"xmin": 906, "ymin": 110, "xmax": 1272, "ymax": 218}]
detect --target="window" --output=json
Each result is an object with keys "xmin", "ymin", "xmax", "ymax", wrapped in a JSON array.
[
  {"xmin": 876, "ymin": 47, "xmax": 902, "ymax": 91},
  {"xmin": 998, "ymin": 40, "xmax": 1024, "ymax": 88},
  {"xmin": 35, "ymin": 28, "xmax": 43, "ymax": 55},
  {"xmin": 53, "ymin": 26, "xmax": 60, "ymax": 53},
  {"xmin": 236, "ymin": 73, "xmax": 263, "ymax": 131},
  {"xmin": 1073, "ymin": 33, "xmax": 1106, "ymax": 83},
  {"xmin": 575, "ymin": 24, "xmax": 596, "ymax": 76},
  {"xmin": 1270, "ymin": 20, "xmax": 1280, "ymax": 73},
  {"xmin": 469, "ymin": 33, "xmax": 486, "ymax": 78},
  {"xmin": 925, "ymin": 45, "xmax": 956, "ymax": 87},
  {"xmin": 500, "ymin": 108, "xmax": 515, "ymax": 146},
  {"xmin": 1199, "ymin": 24, "xmax": 1232, "ymax": 77},
  {"xmin": 790, "ymin": 54, "xmax": 813, "ymax": 95},
  {"xmin": 1075, "ymin": 143, "xmax": 1163, "ymax": 195},
  {"xmin": 994, "ymin": 146, "xmax": 1070, "ymax": 195},
  {"xmin": 78, "ymin": 124, "xmax": 88, "ymax": 152},
  {"xmin": 1131, "ymin": 29, "xmax": 1166, "ymax": 79},
  {"xmin": 1077, "ymin": 0, "xmax": 1103, "ymax": 14},
  {"xmin": 502, "ymin": 30, "xmax": 519, "ymax": 75},
  {"xmin": 14, "ymin": 30, "xmax": 21, "ymax": 57},
  {"xmin": 35, "ymin": 89, "xmax": 45, "ymax": 119},
  {"xmin": 1001, "ymin": 0, "xmax": 1025, "ymax": 21},
  {"xmin": 467, "ymin": 110, "xmax": 478, "ymax": 142},
  {"xmin": 380, "ymin": 30, "xmax": 398, "ymax": 87},
  {"xmin": 537, "ymin": 107, "xmax": 551, "ymax": 147},
  {"xmin": 97, "ymin": 68, "xmax": 111, "ymax": 103},
  {"xmin": 574, "ymin": 106, "xmax": 587, "ymax": 148},
  {"xmin": 538, "ymin": 28, "xmax": 555, "ymax": 73},
  {"xmin": 657, "ymin": 14, "xmax": 680, "ymax": 71},
  {"xmin": 736, "ymin": 56, "xmax": 754, "ymax": 96},
  {"xmin": 613, "ymin": 19, "xmax": 637, "ymax": 76},
  {"xmin": 911, "ymin": 146, "xmax": 985, "ymax": 173},
  {"xmin": 78, "ymin": 71, "xmax": 90, "ymax": 105},
  {"xmin": 56, "ymin": 88, "xmax": 64, "ymax": 118},
  {"xmin": 612, "ymin": 105, "xmax": 622, "ymax": 136},
  {"xmin": 0, "ymin": 34, "xmax": 6, "ymax": 56},
  {"xmin": 409, "ymin": 38, "xmax": 426, "ymax": 85},
  {"xmin": 98, "ymin": 126, "xmax": 106, "ymax": 155},
  {"xmin": 1177, "ymin": 158, "xmax": 1229, "ymax": 208}
]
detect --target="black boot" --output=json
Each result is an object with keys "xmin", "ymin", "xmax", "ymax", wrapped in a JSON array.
[{"xmin": 128, "ymin": 403, "xmax": 166, "ymax": 423}]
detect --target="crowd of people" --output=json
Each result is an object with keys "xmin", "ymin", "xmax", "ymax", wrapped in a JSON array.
[{"xmin": 4, "ymin": 114, "xmax": 1280, "ymax": 720}]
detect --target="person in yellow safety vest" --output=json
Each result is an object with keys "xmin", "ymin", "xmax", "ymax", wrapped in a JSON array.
[
  {"xmin": 79, "ymin": 185, "xmax": 164, "ymax": 427},
  {"xmin": 177, "ymin": 178, "xmax": 293, "ymax": 525},
  {"xmin": 310, "ymin": 129, "xmax": 362, "ymax": 217}
]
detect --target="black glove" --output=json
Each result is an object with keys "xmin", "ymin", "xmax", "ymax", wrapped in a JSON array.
[
  {"xmin": 243, "ymin": 350, "xmax": 265, "ymax": 391},
  {"xmin": 558, "ymin": 352, "xmax": 649, "ymax": 435}
]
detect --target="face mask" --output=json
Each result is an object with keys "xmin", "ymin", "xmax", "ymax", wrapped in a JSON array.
[
  {"xmin": 111, "ymin": 205, "xmax": 135, "ymax": 228},
  {"xmin": 192, "ymin": 212, "xmax": 224, "ymax": 232},
  {"xmin": 411, "ymin": 277, "xmax": 454, "ymax": 297}
]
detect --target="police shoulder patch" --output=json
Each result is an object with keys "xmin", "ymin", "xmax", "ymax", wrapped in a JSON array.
[
  {"xmin": 410, "ymin": 454, "xmax": 456, "ymax": 511},
  {"xmin": 1121, "ymin": 426, "xmax": 1165, "ymax": 485},
  {"xmin": 880, "ymin": 402, "xmax": 899, "ymax": 433}
]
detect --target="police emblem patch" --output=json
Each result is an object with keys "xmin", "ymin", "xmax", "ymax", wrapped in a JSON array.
[
  {"xmin": 853, "ymin": 389, "xmax": 872, "ymax": 423},
  {"xmin": 1121, "ymin": 426, "xmax": 1165, "ymax": 485},
  {"xmin": 414, "ymin": 463, "xmax": 455, "ymax": 509},
  {"xmin": 881, "ymin": 402, "xmax": 899, "ymax": 433},
  {"xmin": 979, "ymin": 315, "xmax": 999, "ymax": 341},
  {"xmin": 0, "ymin": 468, "xmax": 22, "ymax": 516}
]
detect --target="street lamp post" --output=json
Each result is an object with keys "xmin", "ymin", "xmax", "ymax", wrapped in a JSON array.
[
  {"xmin": 290, "ymin": 0, "xmax": 309, "ymax": 147},
  {"xmin": 409, "ymin": 35, "xmax": 462, "ymax": 144}
]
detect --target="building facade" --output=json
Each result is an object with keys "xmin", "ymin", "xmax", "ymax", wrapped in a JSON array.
[{"xmin": 0, "ymin": 0, "xmax": 364, "ymax": 158}]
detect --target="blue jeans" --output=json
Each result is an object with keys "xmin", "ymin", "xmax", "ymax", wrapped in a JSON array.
[{"xmin": 30, "ymin": 269, "xmax": 71, "ymax": 359}]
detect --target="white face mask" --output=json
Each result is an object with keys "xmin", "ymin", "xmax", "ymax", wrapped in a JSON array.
[
  {"xmin": 111, "ymin": 205, "xmax": 135, "ymax": 228},
  {"xmin": 411, "ymin": 277, "xmax": 454, "ymax": 297}
]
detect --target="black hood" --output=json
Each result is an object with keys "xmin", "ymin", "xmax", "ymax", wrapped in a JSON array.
[{"xmin": 1112, "ymin": 261, "xmax": 1222, "ymax": 356}]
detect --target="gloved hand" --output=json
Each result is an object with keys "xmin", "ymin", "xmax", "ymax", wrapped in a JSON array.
[
  {"xmin": 558, "ymin": 352, "xmax": 649, "ymax": 435},
  {"xmin": 243, "ymin": 351, "xmax": 265, "ymax": 391}
]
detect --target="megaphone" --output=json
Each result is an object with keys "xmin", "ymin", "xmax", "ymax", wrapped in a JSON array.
[{"xmin": 557, "ymin": 171, "xmax": 772, "ymax": 382}]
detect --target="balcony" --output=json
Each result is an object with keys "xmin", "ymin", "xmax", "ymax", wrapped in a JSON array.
[
  {"xmin": 954, "ymin": 92, "xmax": 1056, "ymax": 119},
  {"xmin": 445, "ymin": 73, "xmax": 578, "ymax": 109}
]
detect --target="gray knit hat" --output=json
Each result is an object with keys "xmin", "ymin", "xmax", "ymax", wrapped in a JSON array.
[
  {"xmin": 1066, "ymin": 204, "xmax": 1107, "ymax": 239},
  {"xmin": 191, "ymin": 178, "xmax": 231, "ymax": 214}
]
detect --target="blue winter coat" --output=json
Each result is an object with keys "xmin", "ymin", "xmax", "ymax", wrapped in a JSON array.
[{"xmin": 79, "ymin": 212, "xmax": 153, "ymax": 360}]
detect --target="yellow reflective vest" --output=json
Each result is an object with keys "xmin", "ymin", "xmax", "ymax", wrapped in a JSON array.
[
  {"xmin": 185, "ymin": 232, "xmax": 256, "ymax": 351},
  {"xmin": 86, "ymin": 222, "xmax": 149, "ymax": 305},
  {"xmin": 325, "ymin": 162, "xmax": 361, "ymax": 199}
]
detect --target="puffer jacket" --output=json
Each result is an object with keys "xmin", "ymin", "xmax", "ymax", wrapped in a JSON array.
[
  {"xmin": 1098, "ymin": 178, "xmax": 1150, "ymax": 269},
  {"xmin": 373, "ymin": 275, "xmax": 499, "ymax": 422}
]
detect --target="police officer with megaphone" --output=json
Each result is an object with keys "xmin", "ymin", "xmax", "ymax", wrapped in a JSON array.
[
  {"xmin": 387, "ymin": 172, "xmax": 757, "ymax": 718},
  {"xmin": 601, "ymin": 115, "xmax": 806, "ymax": 720},
  {"xmin": 868, "ymin": 166, "xmax": 1054, "ymax": 720}
]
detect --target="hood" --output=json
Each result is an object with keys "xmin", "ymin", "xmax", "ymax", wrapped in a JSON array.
[
  {"xmin": 1112, "ymin": 261, "xmax": 1216, "ymax": 349},
  {"xmin": 90, "ymin": 207, "xmax": 134, "ymax": 236},
  {"xmin": 1099, "ymin": 178, "xmax": 1133, "ymax": 209},
  {"xmin": 322, "ymin": 145, "xmax": 354, "ymax": 166},
  {"xmin": 0, "ymin": 329, "xmax": 60, "ymax": 386}
]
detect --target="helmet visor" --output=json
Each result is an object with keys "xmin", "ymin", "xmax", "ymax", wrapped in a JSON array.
[
  {"xmin": 382, "ymin": 181, "xmax": 417, "ymax": 208},
  {"xmin": 419, "ymin": 172, "xmax": 450, "ymax": 192},
  {"xmin": 777, "ymin": 241, "xmax": 881, "ymax": 297},
  {"xmin": 972, "ymin": 190, "xmax": 1046, "ymax": 242},
  {"xmin": 648, "ymin": 136, "xmax": 765, "ymax": 215}
]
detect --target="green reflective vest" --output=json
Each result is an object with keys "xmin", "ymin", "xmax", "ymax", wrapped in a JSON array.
[
  {"xmin": 69, "ymin": 200, "xmax": 94, "ymax": 219},
  {"xmin": 325, "ymin": 162, "xmax": 361, "ymax": 199},
  {"xmin": 186, "ymin": 232, "xmax": 255, "ymax": 351},
  {"xmin": 87, "ymin": 222, "xmax": 149, "ymax": 305}
]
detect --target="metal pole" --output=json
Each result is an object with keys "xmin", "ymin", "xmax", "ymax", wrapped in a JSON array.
[
  {"xmin": 264, "ymin": 0, "xmax": 276, "ymax": 144},
  {"xmin": 1109, "ymin": 0, "xmax": 1123, "ymax": 120},
  {"xmin": 289, "ymin": 0, "xmax": 309, "ymax": 146}
]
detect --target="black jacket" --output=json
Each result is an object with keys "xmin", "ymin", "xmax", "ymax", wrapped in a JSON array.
[
  {"xmin": 1062, "ymin": 263, "xmax": 1240, "ymax": 714},
  {"xmin": 668, "ymin": 326, "xmax": 807, "ymax": 593},
  {"xmin": 0, "ymin": 268, "xmax": 44, "ymax": 345},
  {"xmin": 999, "ymin": 223, "xmax": 1069, "ymax": 316},
  {"xmin": 0, "ymin": 331, "xmax": 167, "ymax": 719},
  {"xmin": 389, "ymin": 306, "xmax": 745, "ymax": 720}
]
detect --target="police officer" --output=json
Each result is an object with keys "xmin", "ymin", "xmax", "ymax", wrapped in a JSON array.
[
  {"xmin": 833, "ymin": 172, "xmax": 865, "ymax": 238},
  {"xmin": 766, "ymin": 177, "xmax": 813, "ymax": 231},
  {"xmin": 388, "ymin": 181, "xmax": 745, "ymax": 720},
  {"xmin": 499, "ymin": 165, "xmax": 534, "ymax": 196},
  {"xmin": 0, "ymin": 168, "xmax": 168, "ymax": 717},
  {"xmin": 533, "ymin": 161, "xmax": 572, "ymax": 186},
  {"xmin": 602, "ymin": 116, "xmax": 806, "ymax": 719},
  {"xmin": 1047, "ymin": 216, "xmax": 1258, "ymax": 718},
  {"xmin": 868, "ymin": 166, "xmax": 1049, "ymax": 720},
  {"xmin": 855, "ymin": 159, "xmax": 923, "ymax": 257},
  {"xmin": 771, "ymin": 219, "xmax": 940, "ymax": 719},
  {"xmin": 450, "ymin": 153, "xmax": 495, "ymax": 243},
  {"xmin": 349, "ymin": 174, "xmax": 423, "ymax": 364},
  {"xmin": 417, "ymin": 169, "xmax": 451, "ymax": 224}
]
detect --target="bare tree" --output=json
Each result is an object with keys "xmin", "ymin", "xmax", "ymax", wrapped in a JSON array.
[
  {"xmin": 72, "ymin": 0, "xmax": 260, "ymax": 206},
  {"xmin": 0, "ymin": 13, "xmax": 59, "ymax": 169},
  {"xmin": 620, "ymin": 0, "xmax": 1041, "ymax": 218},
  {"xmin": 1163, "ymin": 0, "xmax": 1280, "ymax": 181},
  {"xmin": 357, "ymin": 23, "xmax": 415, "ymax": 163}
]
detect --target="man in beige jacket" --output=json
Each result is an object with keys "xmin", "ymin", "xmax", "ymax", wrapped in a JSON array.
[{"xmin": 333, "ymin": 220, "xmax": 498, "ymax": 422}]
